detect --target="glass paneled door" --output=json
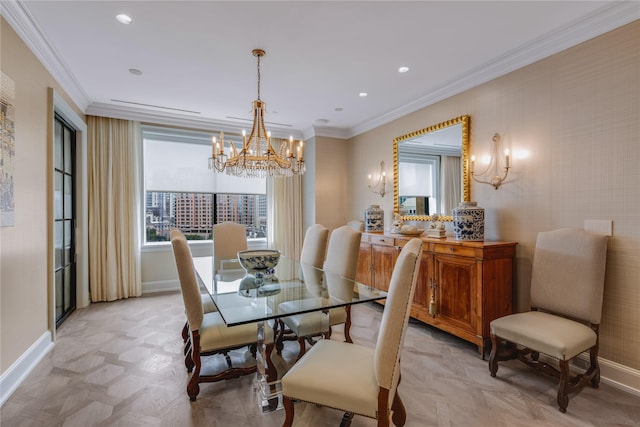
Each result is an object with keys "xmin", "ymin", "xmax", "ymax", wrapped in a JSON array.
[{"xmin": 54, "ymin": 114, "xmax": 76, "ymax": 327}]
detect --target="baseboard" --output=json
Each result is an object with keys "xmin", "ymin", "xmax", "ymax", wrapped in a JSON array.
[
  {"xmin": 142, "ymin": 279, "xmax": 180, "ymax": 294},
  {"xmin": 591, "ymin": 356, "xmax": 640, "ymax": 397},
  {"xmin": 541, "ymin": 353, "xmax": 640, "ymax": 397},
  {"xmin": 0, "ymin": 331, "xmax": 54, "ymax": 406}
]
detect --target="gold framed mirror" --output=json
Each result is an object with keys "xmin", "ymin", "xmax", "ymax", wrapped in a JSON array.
[{"xmin": 393, "ymin": 115, "xmax": 470, "ymax": 221}]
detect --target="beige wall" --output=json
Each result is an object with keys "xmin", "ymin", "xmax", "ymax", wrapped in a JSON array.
[
  {"xmin": 314, "ymin": 135, "xmax": 350, "ymax": 231},
  {"xmin": 0, "ymin": 18, "xmax": 84, "ymax": 373},
  {"xmin": 346, "ymin": 20, "xmax": 640, "ymax": 370}
]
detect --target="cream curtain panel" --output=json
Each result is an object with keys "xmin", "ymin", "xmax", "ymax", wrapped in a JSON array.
[
  {"xmin": 87, "ymin": 116, "xmax": 142, "ymax": 301},
  {"xmin": 267, "ymin": 175, "xmax": 304, "ymax": 260},
  {"xmin": 441, "ymin": 155, "xmax": 461, "ymax": 216}
]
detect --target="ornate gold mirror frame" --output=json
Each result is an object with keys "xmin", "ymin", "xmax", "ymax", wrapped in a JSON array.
[{"xmin": 393, "ymin": 115, "xmax": 470, "ymax": 221}]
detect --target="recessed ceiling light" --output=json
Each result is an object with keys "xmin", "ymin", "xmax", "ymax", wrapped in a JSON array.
[
  {"xmin": 128, "ymin": 68, "xmax": 142, "ymax": 76},
  {"xmin": 398, "ymin": 66, "xmax": 410, "ymax": 73},
  {"xmin": 359, "ymin": 92, "xmax": 368, "ymax": 97},
  {"xmin": 116, "ymin": 14, "xmax": 132, "ymax": 24}
]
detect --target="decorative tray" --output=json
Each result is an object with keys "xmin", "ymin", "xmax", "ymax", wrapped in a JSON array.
[{"xmin": 399, "ymin": 229, "xmax": 424, "ymax": 236}]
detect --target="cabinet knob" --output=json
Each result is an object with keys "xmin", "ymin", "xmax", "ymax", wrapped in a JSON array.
[{"xmin": 449, "ymin": 247, "xmax": 454, "ymax": 252}]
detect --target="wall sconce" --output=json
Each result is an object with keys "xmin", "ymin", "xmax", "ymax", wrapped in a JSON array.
[
  {"xmin": 368, "ymin": 161, "xmax": 387, "ymax": 197},
  {"xmin": 470, "ymin": 133, "xmax": 511, "ymax": 190}
]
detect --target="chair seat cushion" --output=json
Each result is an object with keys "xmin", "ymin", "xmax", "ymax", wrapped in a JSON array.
[
  {"xmin": 201, "ymin": 294, "xmax": 218, "ymax": 314},
  {"xmin": 282, "ymin": 340, "xmax": 378, "ymax": 418},
  {"xmin": 279, "ymin": 302, "xmax": 347, "ymax": 337},
  {"xmin": 491, "ymin": 311, "xmax": 597, "ymax": 360},
  {"xmin": 199, "ymin": 312, "xmax": 273, "ymax": 352}
]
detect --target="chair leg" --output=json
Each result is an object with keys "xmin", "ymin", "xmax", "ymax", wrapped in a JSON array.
[
  {"xmin": 488, "ymin": 334, "xmax": 500, "ymax": 377},
  {"xmin": 182, "ymin": 321, "xmax": 189, "ymax": 343},
  {"xmin": 589, "ymin": 346, "xmax": 601, "ymax": 388},
  {"xmin": 275, "ymin": 319, "xmax": 285, "ymax": 355},
  {"xmin": 340, "ymin": 412, "xmax": 354, "ymax": 427},
  {"xmin": 391, "ymin": 387, "xmax": 406, "ymax": 426},
  {"xmin": 295, "ymin": 337, "xmax": 307, "ymax": 361},
  {"xmin": 187, "ymin": 331, "xmax": 202, "ymax": 401},
  {"xmin": 282, "ymin": 396, "xmax": 295, "ymax": 427},
  {"xmin": 344, "ymin": 306, "xmax": 353, "ymax": 343},
  {"xmin": 377, "ymin": 387, "xmax": 391, "ymax": 427},
  {"xmin": 557, "ymin": 360, "xmax": 570, "ymax": 413}
]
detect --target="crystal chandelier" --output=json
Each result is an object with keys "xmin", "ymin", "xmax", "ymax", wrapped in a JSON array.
[{"xmin": 208, "ymin": 49, "xmax": 305, "ymax": 178}]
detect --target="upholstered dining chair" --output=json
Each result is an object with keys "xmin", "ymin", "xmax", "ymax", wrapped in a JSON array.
[
  {"xmin": 279, "ymin": 225, "xmax": 362, "ymax": 360},
  {"xmin": 170, "ymin": 229, "xmax": 275, "ymax": 401},
  {"xmin": 281, "ymin": 238, "xmax": 423, "ymax": 427},
  {"xmin": 275, "ymin": 224, "xmax": 329, "ymax": 355},
  {"xmin": 212, "ymin": 221, "xmax": 248, "ymax": 276},
  {"xmin": 489, "ymin": 228, "xmax": 608, "ymax": 413}
]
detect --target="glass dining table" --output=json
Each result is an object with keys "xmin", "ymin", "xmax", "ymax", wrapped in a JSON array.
[{"xmin": 192, "ymin": 255, "xmax": 387, "ymax": 412}]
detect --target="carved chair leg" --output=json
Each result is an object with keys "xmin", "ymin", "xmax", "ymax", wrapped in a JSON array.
[
  {"xmin": 340, "ymin": 412, "xmax": 354, "ymax": 427},
  {"xmin": 557, "ymin": 359, "xmax": 570, "ymax": 413},
  {"xmin": 377, "ymin": 387, "xmax": 391, "ymax": 427},
  {"xmin": 224, "ymin": 351, "xmax": 232, "ymax": 368},
  {"xmin": 488, "ymin": 334, "xmax": 500, "ymax": 377},
  {"xmin": 182, "ymin": 321, "xmax": 189, "ymax": 343},
  {"xmin": 344, "ymin": 306, "xmax": 353, "ymax": 343},
  {"xmin": 275, "ymin": 320, "xmax": 286, "ymax": 355},
  {"xmin": 184, "ymin": 348, "xmax": 194, "ymax": 373},
  {"xmin": 187, "ymin": 331, "xmax": 202, "ymax": 401},
  {"xmin": 391, "ymin": 391, "xmax": 407, "ymax": 426},
  {"xmin": 282, "ymin": 395, "xmax": 295, "ymax": 427},
  {"xmin": 295, "ymin": 337, "xmax": 307, "ymax": 361},
  {"xmin": 589, "ymin": 346, "xmax": 601, "ymax": 388},
  {"xmin": 265, "ymin": 342, "xmax": 277, "ymax": 385}
]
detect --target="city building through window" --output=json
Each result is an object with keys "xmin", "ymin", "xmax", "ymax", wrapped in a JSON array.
[{"xmin": 143, "ymin": 126, "xmax": 266, "ymax": 244}]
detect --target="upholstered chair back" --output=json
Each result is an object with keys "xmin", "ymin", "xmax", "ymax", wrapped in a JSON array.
[
  {"xmin": 323, "ymin": 225, "xmax": 362, "ymax": 279},
  {"xmin": 530, "ymin": 228, "xmax": 608, "ymax": 323},
  {"xmin": 212, "ymin": 222, "xmax": 247, "ymax": 272},
  {"xmin": 171, "ymin": 229, "xmax": 204, "ymax": 331},
  {"xmin": 374, "ymin": 238, "xmax": 422, "ymax": 405},
  {"xmin": 300, "ymin": 224, "xmax": 329, "ymax": 267}
]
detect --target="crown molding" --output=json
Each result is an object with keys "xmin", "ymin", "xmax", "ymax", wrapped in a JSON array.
[
  {"xmin": 303, "ymin": 125, "xmax": 351, "ymax": 141},
  {"xmin": 347, "ymin": 1, "xmax": 640, "ymax": 139},
  {"xmin": 4, "ymin": 1, "xmax": 638, "ymax": 141},
  {"xmin": 1, "ymin": 0, "xmax": 91, "ymax": 110}
]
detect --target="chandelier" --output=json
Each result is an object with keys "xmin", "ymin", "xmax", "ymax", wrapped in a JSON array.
[{"xmin": 208, "ymin": 49, "xmax": 305, "ymax": 178}]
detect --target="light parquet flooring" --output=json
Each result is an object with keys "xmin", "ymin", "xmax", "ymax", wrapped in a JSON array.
[{"xmin": 2, "ymin": 291, "xmax": 639, "ymax": 427}]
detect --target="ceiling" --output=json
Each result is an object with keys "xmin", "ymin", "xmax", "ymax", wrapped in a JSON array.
[{"xmin": 3, "ymin": 1, "xmax": 639, "ymax": 139}]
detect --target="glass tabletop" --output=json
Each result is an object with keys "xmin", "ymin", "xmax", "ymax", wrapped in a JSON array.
[{"xmin": 192, "ymin": 255, "xmax": 387, "ymax": 327}]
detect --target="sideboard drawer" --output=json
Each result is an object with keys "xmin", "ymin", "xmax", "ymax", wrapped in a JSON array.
[
  {"xmin": 433, "ymin": 243, "xmax": 476, "ymax": 258},
  {"xmin": 369, "ymin": 235, "xmax": 395, "ymax": 246}
]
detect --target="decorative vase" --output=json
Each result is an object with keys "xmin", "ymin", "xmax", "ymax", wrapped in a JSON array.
[
  {"xmin": 453, "ymin": 201, "xmax": 485, "ymax": 241},
  {"xmin": 365, "ymin": 205, "xmax": 384, "ymax": 232}
]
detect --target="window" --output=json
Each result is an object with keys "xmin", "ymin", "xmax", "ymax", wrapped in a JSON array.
[{"xmin": 142, "ymin": 126, "xmax": 266, "ymax": 244}]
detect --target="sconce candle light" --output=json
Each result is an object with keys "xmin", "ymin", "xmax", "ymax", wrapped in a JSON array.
[
  {"xmin": 470, "ymin": 133, "xmax": 511, "ymax": 190},
  {"xmin": 368, "ymin": 161, "xmax": 387, "ymax": 197}
]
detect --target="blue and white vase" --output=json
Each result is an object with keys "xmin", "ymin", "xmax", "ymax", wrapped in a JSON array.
[
  {"xmin": 453, "ymin": 202, "xmax": 484, "ymax": 241},
  {"xmin": 365, "ymin": 205, "xmax": 384, "ymax": 232}
]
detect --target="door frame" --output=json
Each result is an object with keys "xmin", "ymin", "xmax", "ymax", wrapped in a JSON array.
[{"xmin": 50, "ymin": 89, "xmax": 88, "ymax": 338}]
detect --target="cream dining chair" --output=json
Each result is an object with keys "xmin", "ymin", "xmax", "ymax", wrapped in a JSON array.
[
  {"xmin": 170, "ymin": 229, "xmax": 275, "ymax": 401},
  {"xmin": 275, "ymin": 224, "xmax": 329, "ymax": 355},
  {"xmin": 281, "ymin": 238, "xmax": 423, "ymax": 427},
  {"xmin": 489, "ymin": 228, "xmax": 608, "ymax": 413},
  {"xmin": 212, "ymin": 221, "xmax": 247, "ymax": 276},
  {"xmin": 180, "ymin": 221, "xmax": 245, "ymax": 354},
  {"xmin": 279, "ymin": 225, "xmax": 361, "ymax": 360}
]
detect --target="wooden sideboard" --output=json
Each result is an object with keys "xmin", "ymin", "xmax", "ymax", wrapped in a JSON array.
[{"xmin": 356, "ymin": 232, "xmax": 517, "ymax": 358}]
